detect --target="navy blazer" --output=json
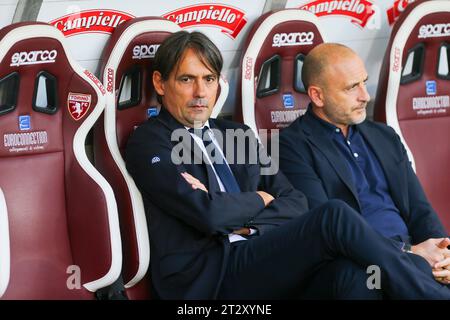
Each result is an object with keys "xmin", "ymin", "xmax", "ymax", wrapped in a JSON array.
[
  {"xmin": 126, "ymin": 107, "xmax": 307, "ymax": 299},
  {"xmin": 278, "ymin": 109, "xmax": 447, "ymax": 245}
]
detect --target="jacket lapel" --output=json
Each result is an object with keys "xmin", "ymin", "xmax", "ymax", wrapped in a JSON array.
[
  {"xmin": 358, "ymin": 122, "xmax": 405, "ymax": 212},
  {"xmin": 209, "ymin": 119, "xmax": 249, "ymax": 191},
  {"xmin": 302, "ymin": 111, "xmax": 360, "ymax": 207},
  {"xmin": 156, "ymin": 108, "xmax": 221, "ymax": 192}
]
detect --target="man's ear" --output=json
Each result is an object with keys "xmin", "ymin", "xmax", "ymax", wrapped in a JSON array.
[
  {"xmin": 153, "ymin": 71, "xmax": 165, "ymax": 96},
  {"xmin": 308, "ymin": 85, "xmax": 325, "ymax": 108}
]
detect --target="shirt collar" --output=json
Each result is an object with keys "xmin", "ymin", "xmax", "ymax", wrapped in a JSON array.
[
  {"xmin": 308, "ymin": 105, "xmax": 356, "ymax": 139},
  {"xmin": 185, "ymin": 120, "xmax": 210, "ymax": 131}
]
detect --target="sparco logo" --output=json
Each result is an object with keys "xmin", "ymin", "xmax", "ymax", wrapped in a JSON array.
[
  {"xmin": 392, "ymin": 47, "xmax": 401, "ymax": 72},
  {"xmin": 106, "ymin": 68, "xmax": 114, "ymax": 93},
  {"xmin": 163, "ymin": 4, "xmax": 247, "ymax": 39},
  {"xmin": 244, "ymin": 56, "xmax": 253, "ymax": 80},
  {"xmin": 300, "ymin": 0, "xmax": 374, "ymax": 28},
  {"xmin": 49, "ymin": 9, "xmax": 134, "ymax": 37},
  {"xmin": 84, "ymin": 69, "xmax": 106, "ymax": 95},
  {"xmin": 132, "ymin": 44, "xmax": 160, "ymax": 59},
  {"xmin": 386, "ymin": 0, "xmax": 416, "ymax": 25},
  {"xmin": 419, "ymin": 23, "xmax": 450, "ymax": 39},
  {"xmin": 10, "ymin": 50, "xmax": 57, "ymax": 67},
  {"xmin": 272, "ymin": 32, "xmax": 314, "ymax": 47}
]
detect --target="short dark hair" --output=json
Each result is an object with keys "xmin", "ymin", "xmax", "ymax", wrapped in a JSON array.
[{"xmin": 153, "ymin": 31, "xmax": 223, "ymax": 103}]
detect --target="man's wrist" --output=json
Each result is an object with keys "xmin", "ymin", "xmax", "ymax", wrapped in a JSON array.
[
  {"xmin": 401, "ymin": 242, "xmax": 413, "ymax": 253},
  {"xmin": 256, "ymin": 191, "xmax": 274, "ymax": 206}
]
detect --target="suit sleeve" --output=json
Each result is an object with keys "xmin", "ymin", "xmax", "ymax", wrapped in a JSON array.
[
  {"xmin": 126, "ymin": 125, "xmax": 270, "ymax": 236},
  {"xmin": 278, "ymin": 132, "xmax": 330, "ymax": 209},
  {"xmin": 232, "ymin": 134, "xmax": 311, "ymax": 234},
  {"xmin": 249, "ymin": 168, "xmax": 310, "ymax": 234}
]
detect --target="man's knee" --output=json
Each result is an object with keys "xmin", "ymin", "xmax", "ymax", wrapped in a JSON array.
[
  {"xmin": 303, "ymin": 259, "xmax": 383, "ymax": 300},
  {"xmin": 331, "ymin": 259, "xmax": 383, "ymax": 300}
]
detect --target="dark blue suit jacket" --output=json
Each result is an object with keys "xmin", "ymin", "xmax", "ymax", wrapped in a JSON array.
[
  {"xmin": 279, "ymin": 109, "xmax": 447, "ymax": 245},
  {"xmin": 126, "ymin": 108, "xmax": 307, "ymax": 299}
]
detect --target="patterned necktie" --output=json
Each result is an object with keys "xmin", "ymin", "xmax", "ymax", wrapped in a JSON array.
[{"xmin": 189, "ymin": 126, "xmax": 241, "ymax": 193}]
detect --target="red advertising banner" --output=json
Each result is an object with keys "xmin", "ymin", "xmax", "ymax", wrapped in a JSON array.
[
  {"xmin": 163, "ymin": 4, "xmax": 247, "ymax": 39},
  {"xmin": 50, "ymin": 9, "xmax": 134, "ymax": 36},
  {"xmin": 299, "ymin": 0, "xmax": 375, "ymax": 28}
]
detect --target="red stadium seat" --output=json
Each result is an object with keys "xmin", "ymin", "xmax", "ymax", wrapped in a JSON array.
[
  {"xmin": 0, "ymin": 22, "xmax": 122, "ymax": 299},
  {"xmin": 94, "ymin": 17, "xmax": 230, "ymax": 299},
  {"xmin": 374, "ymin": 0, "xmax": 450, "ymax": 233},
  {"xmin": 236, "ymin": 9, "xmax": 325, "ymax": 137},
  {"xmin": 94, "ymin": 17, "xmax": 179, "ymax": 299},
  {"xmin": 0, "ymin": 187, "xmax": 9, "ymax": 298}
]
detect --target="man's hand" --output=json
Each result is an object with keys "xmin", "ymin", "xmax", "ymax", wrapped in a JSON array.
[
  {"xmin": 433, "ymin": 258, "xmax": 450, "ymax": 285},
  {"xmin": 412, "ymin": 238, "xmax": 450, "ymax": 266},
  {"xmin": 233, "ymin": 227, "xmax": 251, "ymax": 235},
  {"xmin": 256, "ymin": 191, "xmax": 274, "ymax": 207},
  {"xmin": 431, "ymin": 238, "xmax": 450, "ymax": 284},
  {"xmin": 412, "ymin": 238, "xmax": 450, "ymax": 284},
  {"xmin": 181, "ymin": 172, "xmax": 208, "ymax": 192}
]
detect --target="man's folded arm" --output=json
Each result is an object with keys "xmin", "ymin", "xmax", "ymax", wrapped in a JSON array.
[
  {"xmin": 126, "ymin": 135, "xmax": 266, "ymax": 236},
  {"xmin": 278, "ymin": 134, "xmax": 330, "ymax": 208},
  {"xmin": 242, "ymin": 152, "xmax": 311, "ymax": 234}
]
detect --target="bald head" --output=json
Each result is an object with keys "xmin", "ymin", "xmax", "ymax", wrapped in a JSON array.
[
  {"xmin": 302, "ymin": 43, "xmax": 359, "ymax": 90},
  {"xmin": 301, "ymin": 43, "xmax": 370, "ymax": 136}
]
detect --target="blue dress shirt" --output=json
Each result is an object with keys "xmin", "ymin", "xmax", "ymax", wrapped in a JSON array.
[{"xmin": 310, "ymin": 112, "xmax": 409, "ymax": 239}]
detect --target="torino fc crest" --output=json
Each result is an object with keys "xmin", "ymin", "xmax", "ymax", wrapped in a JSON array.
[{"xmin": 68, "ymin": 92, "xmax": 91, "ymax": 121}]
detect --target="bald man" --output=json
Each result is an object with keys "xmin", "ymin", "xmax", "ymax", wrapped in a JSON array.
[
  {"xmin": 128, "ymin": 32, "xmax": 450, "ymax": 299},
  {"xmin": 279, "ymin": 43, "xmax": 450, "ymax": 294}
]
